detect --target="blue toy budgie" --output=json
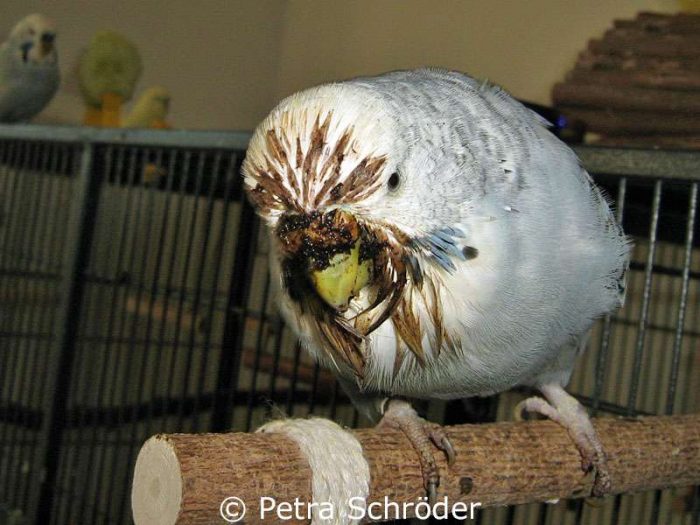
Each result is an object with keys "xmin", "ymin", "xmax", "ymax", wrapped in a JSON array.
[
  {"xmin": 0, "ymin": 14, "xmax": 59, "ymax": 123},
  {"xmin": 243, "ymin": 69, "xmax": 630, "ymax": 500}
]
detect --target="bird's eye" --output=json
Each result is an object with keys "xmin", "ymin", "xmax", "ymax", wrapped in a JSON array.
[
  {"xmin": 387, "ymin": 172, "xmax": 401, "ymax": 191},
  {"xmin": 28, "ymin": 28, "xmax": 35, "ymax": 36}
]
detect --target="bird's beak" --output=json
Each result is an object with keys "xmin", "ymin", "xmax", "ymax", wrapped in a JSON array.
[
  {"xmin": 278, "ymin": 209, "xmax": 374, "ymax": 312},
  {"xmin": 309, "ymin": 238, "xmax": 372, "ymax": 311}
]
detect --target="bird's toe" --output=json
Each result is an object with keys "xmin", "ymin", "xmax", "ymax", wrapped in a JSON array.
[{"xmin": 379, "ymin": 399, "xmax": 455, "ymax": 500}]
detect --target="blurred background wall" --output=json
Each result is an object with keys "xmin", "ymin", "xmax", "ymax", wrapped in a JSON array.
[{"xmin": 1, "ymin": 0, "xmax": 680, "ymax": 130}]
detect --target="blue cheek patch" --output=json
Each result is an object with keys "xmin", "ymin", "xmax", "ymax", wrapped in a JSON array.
[{"xmin": 413, "ymin": 227, "xmax": 467, "ymax": 273}]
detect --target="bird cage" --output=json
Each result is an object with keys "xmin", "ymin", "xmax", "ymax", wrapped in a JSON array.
[{"xmin": 0, "ymin": 124, "xmax": 698, "ymax": 525}]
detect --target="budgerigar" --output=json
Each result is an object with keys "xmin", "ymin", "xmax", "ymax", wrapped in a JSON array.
[
  {"xmin": 123, "ymin": 86, "xmax": 171, "ymax": 128},
  {"xmin": 0, "ymin": 14, "xmax": 59, "ymax": 123},
  {"xmin": 242, "ymin": 69, "xmax": 630, "ymax": 500}
]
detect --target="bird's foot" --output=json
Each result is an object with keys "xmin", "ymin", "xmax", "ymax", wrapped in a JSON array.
[
  {"xmin": 515, "ymin": 385, "xmax": 611, "ymax": 498},
  {"xmin": 377, "ymin": 399, "xmax": 455, "ymax": 504}
]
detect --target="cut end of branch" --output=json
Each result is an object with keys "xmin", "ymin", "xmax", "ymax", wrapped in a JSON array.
[{"xmin": 132, "ymin": 435, "xmax": 182, "ymax": 525}]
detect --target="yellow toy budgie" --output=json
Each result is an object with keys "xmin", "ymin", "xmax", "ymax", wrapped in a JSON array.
[{"xmin": 122, "ymin": 86, "xmax": 171, "ymax": 129}]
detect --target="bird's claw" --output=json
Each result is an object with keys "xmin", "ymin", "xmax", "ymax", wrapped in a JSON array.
[
  {"xmin": 427, "ymin": 480, "xmax": 438, "ymax": 506},
  {"xmin": 591, "ymin": 461, "xmax": 612, "ymax": 497},
  {"xmin": 379, "ymin": 400, "xmax": 456, "ymax": 501},
  {"xmin": 517, "ymin": 389, "xmax": 612, "ymax": 498},
  {"xmin": 429, "ymin": 426, "xmax": 456, "ymax": 466},
  {"xmin": 513, "ymin": 399, "xmax": 528, "ymax": 422}
]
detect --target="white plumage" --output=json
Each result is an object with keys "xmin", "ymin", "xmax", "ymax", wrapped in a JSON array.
[
  {"xmin": 243, "ymin": 68, "xmax": 630, "ymax": 497},
  {"xmin": 0, "ymin": 14, "xmax": 59, "ymax": 123}
]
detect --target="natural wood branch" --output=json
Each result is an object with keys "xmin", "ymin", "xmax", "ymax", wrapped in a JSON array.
[
  {"xmin": 632, "ymin": 12, "xmax": 700, "ymax": 32},
  {"xmin": 567, "ymin": 69, "xmax": 700, "ymax": 91},
  {"xmin": 558, "ymin": 107, "xmax": 700, "ymax": 135},
  {"xmin": 576, "ymin": 51, "xmax": 700, "ymax": 73},
  {"xmin": 124, "ymin": 294, "xmax": 207, "ymax": 333},
  {"xmin": 594, "ymin": 135, "xmax": 700, "ymax": 149},
  {"xmin": 615, "ymin": 16, "xmax": 700, "ymax": 35},
  {"xmin": 552, "ymin": 82, "xmax": 700, "ymax": 114},
  {"xmin": 132, "ymin": 414, "xmax": 700, "ymax": 524},
  {"xmin": 240, "ymin": 348, "xmax": 338, "ymax": 396},
  {"xmin": 589, "ymin": 29, "xmax": 700, "ymax": 58}
]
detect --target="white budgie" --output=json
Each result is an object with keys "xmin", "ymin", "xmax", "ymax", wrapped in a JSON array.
[
  {"xmin": 0, "ymin": 14, "xmax": 59, "ymax": 123},
  {"xmin": 243, "ymin": 69, "xmax": 630, "ymax": 499}
]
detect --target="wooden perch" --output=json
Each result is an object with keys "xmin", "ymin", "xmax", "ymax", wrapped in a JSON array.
[
  {"xmin": 589, "ymin": 30, "xmax": 700, "ymax": 58},
  {"xmin": 124, "ymin": 294, "xmax": 206, "ymax": 333},
  {"xmin": 595, "ymin": 135, "xmax": 700, "ymax": 149},
  {"xmin": 558, "ymin": 107, "xmax": 700, "ymax": 135},
  {"xmin": 576, "ymin": 51, "xmax": 700, "ymax": 74},
  {"xmin": 618, "ymin": 12, "xmax": 700, "ymax": 34},
  {"xmin": 131, "ymin": 414, "xmax": 700, "ymax": 524},
  {"xmin": 240, "ymin": 348, "xmax": 338, "ymax": 396},
  {"xmin": 552, "ymin": 82, "xmax": 700, "ymax": 114},
  {"xmin": 615, "ymin": 17, "xmax": 700, "ymax": 35},
  {"xmin": 566, "ymin": 69, "xmax": 700, "ymax": 91}
]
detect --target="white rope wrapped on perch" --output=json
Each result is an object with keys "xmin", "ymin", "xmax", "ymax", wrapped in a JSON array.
[{"xmin": 257, "ymin": 418, "xmax": 370, "ymax": 525}]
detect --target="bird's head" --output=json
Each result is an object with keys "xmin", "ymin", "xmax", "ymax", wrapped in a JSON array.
[
  {"xmin": 9, "ymin": 14, "xmax": 57, "ymax": 65},
  {"xmin": 141, "ymin": 86, "xmax": 171, "ymax": 116},
  {"xmin": 243, "ymin": 83, "xmax": 470, "ymax": 376}
]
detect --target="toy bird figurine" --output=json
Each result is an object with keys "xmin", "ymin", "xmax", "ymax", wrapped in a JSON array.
[
  {"xmin": 123, "ymin": 86, "xmax": 171, "ymax": 129},
  {"xmin": 242, "ymin": 68, "xmax": 630, "ymax": 501},
  {"xmin": 78, "ymin": 30, "xmax": 142, "ymax": 127},
  {"xmin": 0, "ymin": 14, "xmax": 59, "ymax": 123}
]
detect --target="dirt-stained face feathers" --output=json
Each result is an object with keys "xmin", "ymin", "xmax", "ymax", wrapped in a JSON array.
[
  {"xmin": 275, "ymin": 208, "xmax": 375, "ymax": 311},
  {"xmin": 242, "ymin": 88, "xmax": 431, "ymax": 376}
]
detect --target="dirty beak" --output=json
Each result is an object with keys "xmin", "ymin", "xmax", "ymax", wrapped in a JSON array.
[
  {"xmin": 310, "ymin": 238, "xmax": 372, "ymax": 311},
  {"xmin": 277, "ymin": 209, "xmax": 375, "ymax": 312}
]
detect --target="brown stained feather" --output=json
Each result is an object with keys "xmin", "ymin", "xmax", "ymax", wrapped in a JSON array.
[
  {"xmin": 247, "ymin": 184, "xmax": 275, "ymax": 215},
  {"xmin": 392, "ymin": 337, "xmax": 406, "ymax": 380},
  {"xmin": 245, "ymin": 110, "xmax": 388, "ymax": 218},
  {"xmin": 354, "ymin": 241, "xmax": 406, "ymax": 333},
  {"xmin": 391, "ymin": 291, "xmax": 426, "ymax": 366},
  {"xmin": 362, "ymin": 268, "xmax": 405, "ymax": 335},
  {"xmin": 254, "ymin": 163, "xmax": 298, "ymax": 213},
  {"xmin": 265, "ymin": 128, "xmax": 288, "ymax": 167},
  {"xmin": 443, "ymin": 329, "xmax": 462, "ymax": 355},
  {"xmin": 263, "ymin": 132, "xmax": 299, "ymax": 206},
  {"xmin": 423, "ymin": 277, "xmax": 444, "ymax": 357},
  {"xmin": 318, "ymin": 316, "xmax": 366, "ymax": 378},
  {"xmin": 337, "ymin": 157, "xmax": 386, "ymax": 204},
  {"xmin": 282, "ymin": 136, "xmax": 299, "ymax": 197},
  {"xmin": 313, "ymin": 130, "xmax": 352, "ymax": 208},
  {"xmin": 295, "ymin": 137, "xmax": 303, "ymax": 171},
  {"xmin": 302, "ymin": 114, "xmax": 329, "ymax": 205}
]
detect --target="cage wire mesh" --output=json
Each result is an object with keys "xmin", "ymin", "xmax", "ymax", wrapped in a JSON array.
[{"xmin": 0, "ymin": 126, "xmax": 698, "ymax": 525}]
